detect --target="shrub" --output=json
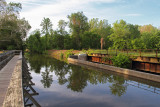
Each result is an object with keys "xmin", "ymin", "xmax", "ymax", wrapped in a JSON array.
[
  {"xmin": 87, "ymin": 49, "xmax": 94, "ymax": 55},
  {"xmin": 102, "ymin": 56, "xmax": 110, "ymax": 62},
  {"xmin": 42, "ymin": 50, "xmax": 48, "ymax": 54},
  {"xmin": 7, "ymin": 45, "xmax": 15, "ymax": 50},
  {"xmin": 65, "ymin": 50, "xmax": 74, "ymax": 58},
  {"xmin": 82, "ymin": 49, "xmax": 87, "ymax": 53},
  {"xmin": 111, "ymin": 53, "xmax": 131, "ymax": 68},
  {"xmin": 60, "ymin": 52, "xmax": 64, "ymax": 59}
]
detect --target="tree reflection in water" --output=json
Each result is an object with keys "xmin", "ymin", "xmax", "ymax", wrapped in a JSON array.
[
  {"xmin": 26, "ymin": 54, "xmax": 127, "ymax": 96},
  {"xmin": 109, "ymin": 76, "xmax": 127, "ymax": 97},
  {"xmin": 67, "ymin": 65, "xmax": 89, "ymax": 92},
  {"xmin": 41, "ymin": 67, "xmax": 53, "ymax": 88}
]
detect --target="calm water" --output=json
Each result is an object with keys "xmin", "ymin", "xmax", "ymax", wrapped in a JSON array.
[{"xmin": 26, "ymin": 54, "xmax": 160, "ymax": 107}]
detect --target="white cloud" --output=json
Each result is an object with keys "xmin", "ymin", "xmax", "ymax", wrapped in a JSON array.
[
  {"xmin": 6, "ymin": 0, "xmax": 160, "ymax": 34},
  {"xmin": 6, "ymin": 0, "xmax": 123, "ymax": 34},
  {"xmin": 19, "ymin": 0, "xmax": 119, "ymax": 33}
]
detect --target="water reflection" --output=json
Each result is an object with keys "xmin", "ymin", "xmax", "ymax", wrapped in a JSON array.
[
  {"xmin": 41, "ymin": 67, "xmax": 53, "ymax": 88},
  {"xmin": 25, "ymin": 54, "xmax": 160, "ymax": 107},
  {"xmin": 26, "ymin": 54, "xmax": 129, "ymax": 96},
  {"xmin": 109, "ymin": 76, "xmax": 127, "ymax": 97},
  {"xmin": 67, "ymin": 66, "xmax": 89, "ymax": 92}
]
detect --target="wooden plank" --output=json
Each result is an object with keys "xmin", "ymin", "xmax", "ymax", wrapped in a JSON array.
[{"xmin": 0, "ymin": 56, "xmax": 19, "ymax": 106}]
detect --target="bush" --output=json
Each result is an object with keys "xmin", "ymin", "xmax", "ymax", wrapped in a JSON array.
[
  {"xmin": 111, "ymin": 53, "xmax": 131, "ymax": 68},
  {"xmin": 42, "ymin": 50, "xmax": 48, "ymax": 54},
  {"xmin": 65, "ymin": 50, "xmax": 74, "ymax": 58},
  {"xmin": 102, "ymin": 56, "xmax": 110, "ymax": 62},
  {"xmin": 7, "ymin": 45, "xmax": 15, "ymax": 50},
  {"xmin": 60, "ymin": 52, "xmax": 64, "ymax": 59},
  {"xmin": 87, "ymin": 49, "xmax": 94, "ymax": 55}
]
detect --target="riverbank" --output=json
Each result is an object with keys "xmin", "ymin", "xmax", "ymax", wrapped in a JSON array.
[
  {"xmin": 68, "ymin": 57, "xmax": 160, "ymax": 83},
  {"xmin": 48, "ymin": 50, "xmax": 80, "ymax": 60}
]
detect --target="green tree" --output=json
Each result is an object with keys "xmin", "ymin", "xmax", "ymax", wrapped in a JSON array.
[
  {"xmin": 81, "ymin": 31, "xmax": 101, "ymax": 49},
  {"xmin": 0, "ymin": 0, "xmax": 31, "ymax": 49},
  {"xmin": 132, "ymin": 38, "xmax": 146, "ymax": 49},
  {"xmin": 109, "ymin": 20, "xmax": 139, "ymax": 49},
  {"xmin": 40, "ymin": 17, "xmax": 53, "ymax": 50},
  {"xmin": 58, "ymin": 19, "xmax": 68, "ymax": 35},
  {"xmin": 89, "ymin": 18, "xmax": 112, "ymax": 49},
  {"xmin": 64, "ymin": 34, "xmax": 72, "ymax": 49},
  {"xmin": 26, "ymin": 30, "xmax": 44, "ymax": 53},
  {"xmin": 68, "ymin": 11, "xmax": 89, "ymax": 49},
  {"xmin": 140, "ymin": 32, "xmax": 160, "ymax": 49},
  {"xmin": 52, "ymin": 30, "xmax": 64, "ymax": 49}
]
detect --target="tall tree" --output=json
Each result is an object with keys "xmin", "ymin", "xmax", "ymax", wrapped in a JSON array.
[
  {"xmin": 89, "ymin": 18, "xmax": 112, "ymax": 49},
  {"xmin": 0, "ymin": 0, "xmax": 31, "ymax": 49},
  {"xmin": 58, "ymin": 19, "xmax": 67, "ymax": 35},
  {"xmin": 40, "ymin": 17, "xmax": 53, "ymax": 35},
  {"xmin": 40, "ymin": 17, "xmax": 53, "ymax": 50},
  {"xmin": 81, "ymin": 31, "xmax": 101, "ymax": 49},
  {"xmin": 68, "ymin": 11, "xmax": 89, "ymax": 49},
  {"xmin": 109, "ymin": 20, "xmax": 139, "ymax": 49},
  {"xmin": 139, "ymin": 24, "xmax": 157, "ymax": 33},
  {"xmin": 26, "ymin": 30, "xmax": 44, "ymax": 53}
]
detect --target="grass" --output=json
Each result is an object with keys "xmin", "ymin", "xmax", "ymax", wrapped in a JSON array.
[
  {"xmin": 48, "ymin": 49, "xmax": 80, "ymax": 61},
  {"xmin": 86, "ymin": 49, "xmax": 160, "ymax": 58},
  {"xmin": 47, "ymin": 49, "xmax": 160, "ymax": 62}
]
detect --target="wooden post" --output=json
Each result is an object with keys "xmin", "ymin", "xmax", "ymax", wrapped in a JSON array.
[
  {"xmin": 127, "ymin": 49, "xmax": 128, "ymax": 56},
  {"xmin": 156, "ymin": 49, "xmax": 158, "ymax": 58},
  {"xmin": 139, "ymin": 49, "xmax": 141, "ymax": 57},
  {"xmin": 22, "ymin": 57, "xmax": 41, "ymax": 107},
  {"xmin": 116, "ymin": 49, "xmax": 117, "ymax": 56}
]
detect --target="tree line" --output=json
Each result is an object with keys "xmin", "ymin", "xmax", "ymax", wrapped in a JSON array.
[
  {"xmin": 27, "ymin": 11, "xmax": 160, "ymax": 53},
  {"xmin": 1, "ymin": 1, "xmax": 160, "ymax": 52}
]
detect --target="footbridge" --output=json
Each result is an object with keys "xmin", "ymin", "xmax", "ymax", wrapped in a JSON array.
[{"xmin": 0, "ymin": 50, "xmax": 40, "ymax": 107}]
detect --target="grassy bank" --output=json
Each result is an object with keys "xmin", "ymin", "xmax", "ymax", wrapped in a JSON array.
[
  {"xmin": 48, "ymin": 49, "xmax": 80, "ymax": 61},
  {"xmin": 48, "ymin": 49, "xmax": 160, "ymax": 60}
]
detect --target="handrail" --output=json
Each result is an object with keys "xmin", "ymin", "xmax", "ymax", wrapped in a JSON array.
[
  {"xmin": 89, "ymin": 49, "xmax": 160, "ymax": 58},
  {"xmin": 0, "ymin": 51, "xmax": 15, "ymax": 70},
  {"xmin": 126, "ymin": 80, "xmax": 160, "ymax": 95}
]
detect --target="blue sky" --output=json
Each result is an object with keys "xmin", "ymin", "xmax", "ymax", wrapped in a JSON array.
[{"xmin": 7, "ymin": 0, "xmax": 160, "ymax": 32}]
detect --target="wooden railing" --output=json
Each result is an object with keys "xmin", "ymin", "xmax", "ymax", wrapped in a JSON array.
[
  {"xmin": 0, "ymin": 51, "xmax": 15, "ymax": 70},
  {"xmin": 89, "ymin": 49, "xmax": 160, "ymax": 58},
  {"xmin": 0, "ymin": 50, "xmax": 22, "ymax": 70}
]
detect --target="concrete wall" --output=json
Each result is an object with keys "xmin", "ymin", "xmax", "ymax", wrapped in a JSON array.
[{"xmin": 68, "ymin": 58, "xmax": 160, "ymax": 83}]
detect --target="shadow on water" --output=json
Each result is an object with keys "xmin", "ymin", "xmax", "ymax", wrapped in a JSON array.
[{"xmin": 25, "ymin": 54, "xmax": 160, "ymax": 107}]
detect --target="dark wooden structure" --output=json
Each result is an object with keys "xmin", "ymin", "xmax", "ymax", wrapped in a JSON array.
[
  {"xmin": 22, "ymin": 58, "xmax": 41, "ymax": 107},
  {"xmin": 88, "ymin": 53, "xmax": 160, "ymax": 74}
]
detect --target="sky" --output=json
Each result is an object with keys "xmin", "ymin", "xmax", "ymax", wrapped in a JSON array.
[{"xmin": 6, "ymin": 0, "xmax": 160, "ymax": 33}]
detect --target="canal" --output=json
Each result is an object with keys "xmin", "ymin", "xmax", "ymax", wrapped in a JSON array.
[{"xmin": 26, "ymin": 54, "xmax": 160, "ymax": 107}]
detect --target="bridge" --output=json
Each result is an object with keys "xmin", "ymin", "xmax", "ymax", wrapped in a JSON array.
[{"xmin": 0, "ymin": 51, "xmax": 40, "ymax": 107}]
